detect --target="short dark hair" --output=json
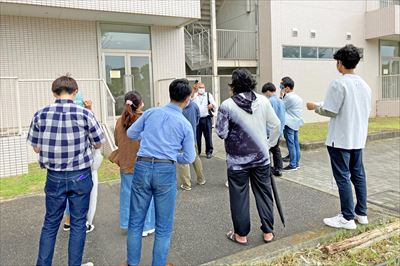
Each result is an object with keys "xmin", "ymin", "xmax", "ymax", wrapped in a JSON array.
[
  {"xmin": 262, "ymin": 82, "xmax": 276, "ymax": 93},
  {"xmin": 333, "ymin": 44, "xmax": 362, "ymax": 69},
  {"xmin": 281, "ymin": 77, "xmax": 294, "ymax": 90},
  {"xmin": 229, "ymin": 68, "xmax": 257, "ymax": 94},
  {"xmin": 169, "ymin": 78, "xmax": 192, "ymax": 102},
  {"xmin": 51, "ymin": 74, "xmax": 78, "ymax": 95}
]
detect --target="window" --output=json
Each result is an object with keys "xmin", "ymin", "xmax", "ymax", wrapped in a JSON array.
[
  {"xmin": 301, "ymin": 47, "xmax": 317, "ymax": 58},
  {"xmin": 283, "ymin": 46, "xmax": 300, "ymax": 58},
  {"xmin": 318, "ymin": 47, "xmax": 334, "ymax": 59},
  {"xmin": 101, "ymin": 24, "xmax": 151, "ymax": 50}
]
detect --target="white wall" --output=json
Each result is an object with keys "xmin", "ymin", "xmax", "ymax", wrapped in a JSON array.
[
  {"xmin": 268, "ymin": 0, "xmax": 379, "ymax": 123},
  {"xmin": 1, "ymin": 0, "xmax": 201, "ymax": 19},
  {"xmin": 216, "ymin": 0, "xmax": 257, "ymax": 30},
  {"xmin": 151, "ymin": 26, "xmax": 186, "ymax": 107}
]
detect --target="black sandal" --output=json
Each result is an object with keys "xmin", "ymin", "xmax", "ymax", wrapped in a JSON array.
[{"xmin": 263, "ymin": 232, "xmax": 275, "ymax": 243}]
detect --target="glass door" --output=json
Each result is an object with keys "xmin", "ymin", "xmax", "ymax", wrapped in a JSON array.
[{"xmin": 104, "ymin": 53, "xmax": 152, "ymax": 115}]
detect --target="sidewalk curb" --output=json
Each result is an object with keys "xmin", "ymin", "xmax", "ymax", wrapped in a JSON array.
[
  {"xmin": 279, "ymin": 130, "xmax": 400, "ymax": 151},
  {"xmin": 201, "ymin": 214, "xmax": 395, "ymax": 266}
]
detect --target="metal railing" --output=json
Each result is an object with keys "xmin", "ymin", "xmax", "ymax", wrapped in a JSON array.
[
  {"xmin": 217, "ymin": 29, "xmax": 257, "ymax": 60},
  {"xmin": 184, "ymin": 22, "xmax": 211, "ymax": 70},
  {"xmin": 0, "ymin": 78, "xmax": 116, "ymax": 137},
  {"xmin": 380, "ymin": 75, "xmax": 400, "ymax": 100},
  {"xmin": 380, "ymin": 0, "xmax": 400, "ymax": 8}
]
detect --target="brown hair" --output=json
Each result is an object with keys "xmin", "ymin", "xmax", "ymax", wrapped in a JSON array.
[
  {"xmin": 121, "ymin": 90, "xmax": 142, "ymax": 130},
  {"xmin": 51, "ymin": 74, "xmax": 78, "ymax": 95}
]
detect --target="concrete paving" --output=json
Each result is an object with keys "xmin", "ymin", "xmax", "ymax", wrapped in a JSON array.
[
  {"xmin": 1, "ymin": 135, "xmax": 397, "ymax": 266},
  {"xmin": 1, "ymin": 156, "xmax": 343, "ymax": 266}
]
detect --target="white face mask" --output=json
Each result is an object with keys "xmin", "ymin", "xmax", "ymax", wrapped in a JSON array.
[{"xmin": 198, "ymin": 88, "xmax": 205, "ymax": 95}]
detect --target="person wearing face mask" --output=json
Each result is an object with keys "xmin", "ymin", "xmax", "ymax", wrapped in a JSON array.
[
  {"xmin": 280, "ymin": 77, "xmax": 304, "ymax": 171},
  {"xmin": 192, "ymin": 81, "xmax": 217, "ymax": 159}
]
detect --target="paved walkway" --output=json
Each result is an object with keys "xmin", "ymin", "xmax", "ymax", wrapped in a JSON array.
[{"xmin": 0, "ymin": 136, "xmax": 398, "ymax": 265}]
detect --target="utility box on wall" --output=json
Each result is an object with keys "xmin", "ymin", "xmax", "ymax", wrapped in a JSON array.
[{"xmin": 0, "ymin": 135, "xmax": 28, "ymax": 178}]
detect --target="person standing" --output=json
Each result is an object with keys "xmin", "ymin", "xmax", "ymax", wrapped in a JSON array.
[
  {"xmin": 27, "ymin": 75, "xmax": 104, "ymax": 266},
  {"xmin": 177, "ymin": 87, "xmax": 206, "ymax": 191},
  {"xmin": 216, "ymin": 68, "xmax": 280, "ymax": 245},
  {"xmin": 124, "ymin": 79, "xmax": 196, "ymax": 266},
  {"xmin": 281, "ymin": 77, "xmax": 304, "ymax": 171},
  {"xmin": 307, "ymin": 44, "xmax": 371, "ymax": 230},
  {"xmin": 262, "ymin": 82, "xmax": 286, "ymax": 176},
  {"xmin": 109, "ymin": 91, "xmax": 155, "ymax": 236},
  {"xmin": 192, "ymin": 81, "xmax": 216, "ymax": 159}
]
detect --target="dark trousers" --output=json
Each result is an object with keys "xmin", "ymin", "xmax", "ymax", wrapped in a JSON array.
[
  {"xmin": 270, "ymin": 137, "xmax": 283, "ymax": 171},
  {"xmin": 227, "ymin": 165, "xmax": 274, "ymax": 236},
  {"xmin": 197, "ymin": 116, "xmax": 213, "ymax": 155},
  {"xmin": 327, "ymin": 146, "xmax": 367, "ymax": 221}
]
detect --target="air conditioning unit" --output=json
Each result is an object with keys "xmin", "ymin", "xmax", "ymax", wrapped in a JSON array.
[{"xmin": 310, "ymin": 30, "xmax": 316, "ymax": 38}]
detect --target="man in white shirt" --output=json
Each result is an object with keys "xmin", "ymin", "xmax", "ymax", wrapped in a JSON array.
[
  {"xmin": 192, "ymin": 81, "xmax": 216, "ymax": 159},
  {"xmin": 307, "ymin": 44, "xmax": 371, "ymax": 230}
]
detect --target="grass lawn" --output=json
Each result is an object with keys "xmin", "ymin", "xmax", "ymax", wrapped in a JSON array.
[
  {"xmin": 299, "ymin": 116, "xmax": 400, "ymax": 142},
  {"xmin": 0, "ymin": 159, "xmax": 120, "ymax": 200},
  {"xmin": 264, "ymin": 219, "xmax": 400, "ymax": 266}
]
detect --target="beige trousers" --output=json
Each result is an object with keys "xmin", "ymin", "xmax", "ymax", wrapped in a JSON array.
[{"xmin": 177, "ymin": 145, "xmax": 205, "ymax": 187}]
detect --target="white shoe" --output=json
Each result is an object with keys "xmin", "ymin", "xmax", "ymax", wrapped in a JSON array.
[
  {"xmin": 81, "ymin": 263, "xmax": 94, "ymax": 266},
  {"xmin": 355, "ymin": 214, "xmax": 369, "ymax": 225},
  {"xmin": 142, "ymin": 229, "xmax": 155, "ymax": 237},
  {"xmin": 323, "ymin": 214, "xmax": 357, "ymax": 230},
  {"xmin": 225, "ymin": 181, "xmax": 229, "ymax": 188}
]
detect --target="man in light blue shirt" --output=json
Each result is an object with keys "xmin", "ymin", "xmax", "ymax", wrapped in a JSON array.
[
  {"xmin": 281, "ymin": 76, "xmax": 304, "ymax": 171},
  {"xmin": 262, "ymin": 82, "xmax": 285, "ymax": 176},
  {"xmin": 125, "ymin": 79, "xmax": 196, "ymax": 266}
]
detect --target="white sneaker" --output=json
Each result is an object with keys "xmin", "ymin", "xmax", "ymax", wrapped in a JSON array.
[
  {"xmin": 323, "ymin": 214, "xmax": 357, "ymax": 230},
  {"xmin": 142, "ymin": 229, "xmax": 155, "ymax": 237},
  {"xmin": 355, "ymin": 214, "xmax": 369, "ymax": 225},
  {"xmin": 81, "ymin": 263, "xmax": 94, "ymax": 266}
]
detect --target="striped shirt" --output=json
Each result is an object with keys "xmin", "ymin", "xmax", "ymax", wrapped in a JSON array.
[{"xmin": 27, "ymin": 99, "xmax": 105, "ymax": 171}]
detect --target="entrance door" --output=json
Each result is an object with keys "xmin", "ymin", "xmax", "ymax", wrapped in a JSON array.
[{"xmin": 104, "ymin": 53, "xmax": 152, "ymax": 115}]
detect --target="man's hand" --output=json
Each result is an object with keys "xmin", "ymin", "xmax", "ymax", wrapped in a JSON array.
[
  {"xmin": 84, "ymin": 100, "xmax": 93, "ymax": 110},
  {"xmin": 306, "ymin": 102, "xmax": 317, "ymax": 110},
  {"xmin": 207, "ymin": 104, "xmax": 214, "ymax": 110}
]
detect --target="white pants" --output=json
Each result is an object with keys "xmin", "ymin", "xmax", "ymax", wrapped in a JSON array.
[{"xmin": 87, "ymin": 169, "xmax": 98, "ymax": 225}]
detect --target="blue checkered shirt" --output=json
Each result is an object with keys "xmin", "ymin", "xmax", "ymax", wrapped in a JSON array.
[{"xmin": 27, "ymin": 99, "xmax": 105, "ymax": 171}]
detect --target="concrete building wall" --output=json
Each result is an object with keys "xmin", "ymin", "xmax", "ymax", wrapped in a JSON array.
[
  {"xmin": 265, "ymin": 0, "xmax": 379, "ymax": 123},
  {"xmin": 216, "ymin": 0, "xmax": 257, "ymax": 30},
  {"xmin": 0, "ymin": 0, "xmax": 201, "ymax": 18},
  {"xmin": 151, "ymin": 26, "xmax": 186, "ymax": 107}
]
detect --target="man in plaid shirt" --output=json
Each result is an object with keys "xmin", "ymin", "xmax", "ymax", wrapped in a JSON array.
[{"xmin": 27, "ymin": 75, "xmax": 104, "ymax": 266}]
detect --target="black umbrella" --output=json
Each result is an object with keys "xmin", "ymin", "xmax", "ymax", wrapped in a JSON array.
[{"xmin": 270, "ymin": 173, "xmax": 285, "ymax": 227}]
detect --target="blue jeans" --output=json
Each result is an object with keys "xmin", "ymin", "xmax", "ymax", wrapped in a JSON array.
[
  {"xmin": 37, "ymin": 168, "xmax": 92, "ymax": 266},
  {"xmin": 284, "ymin": 126, "xmax": 300, "ymax": 168},
  {"xmin": 127, "ymin": 160, "xmax": 177, "ymax": 266},
  {"xmin": 120, "ymin": 171, "xmax": 155, "ymax": 231},
  {"xmin": 327, "ymin": 146, "xmax": 367, "ymax": 220}
]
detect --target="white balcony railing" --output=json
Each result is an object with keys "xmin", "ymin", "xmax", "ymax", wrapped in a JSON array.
[
  {"xmin": 217, "ymin": 29, "xmax": 257, "ymax": 60},
  {"xmin": 380, "ymin": 0, "xmax": 400, "ymax": 8},
  {"xmin": 380, "ymin": 75, "xmax": 400, "ymax": 100}
]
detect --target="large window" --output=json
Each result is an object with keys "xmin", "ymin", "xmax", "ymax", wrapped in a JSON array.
[
  {"xmin": 380, "ymin": 40, "xmax": 400, "ymax": 75},
  {"xmin": 101, "ymin": 24, "xmax": 150, "ymax": 50},
  {"xmin": 283, "ymin": 46, "xmax": 364, "ymax": 60}
]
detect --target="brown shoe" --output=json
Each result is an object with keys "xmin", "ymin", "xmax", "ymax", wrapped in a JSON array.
[
  {"xmin": 119, "ymin": 262, "xmax": 128, "ymax": 266},
  {"xmin": 166, "ymin": 263, "xmax": 174, "ymax": 266}
]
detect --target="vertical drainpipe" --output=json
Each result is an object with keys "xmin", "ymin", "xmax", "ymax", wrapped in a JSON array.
[{"xmin": 210, "ymin": 0, "xmax": 220, "ymax": 107}]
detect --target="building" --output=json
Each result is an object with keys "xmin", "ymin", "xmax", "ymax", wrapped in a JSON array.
[
  {"xmin": 0, "ymin": 0, "xmax": 201, "ymax": 177},
  {"xmin": 1, "ymin": 0, "xmax": 399, "ymax": 177},
  {"xmin": 185, "ymin": 0, "xmax": 399, "ymax": 122}
]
